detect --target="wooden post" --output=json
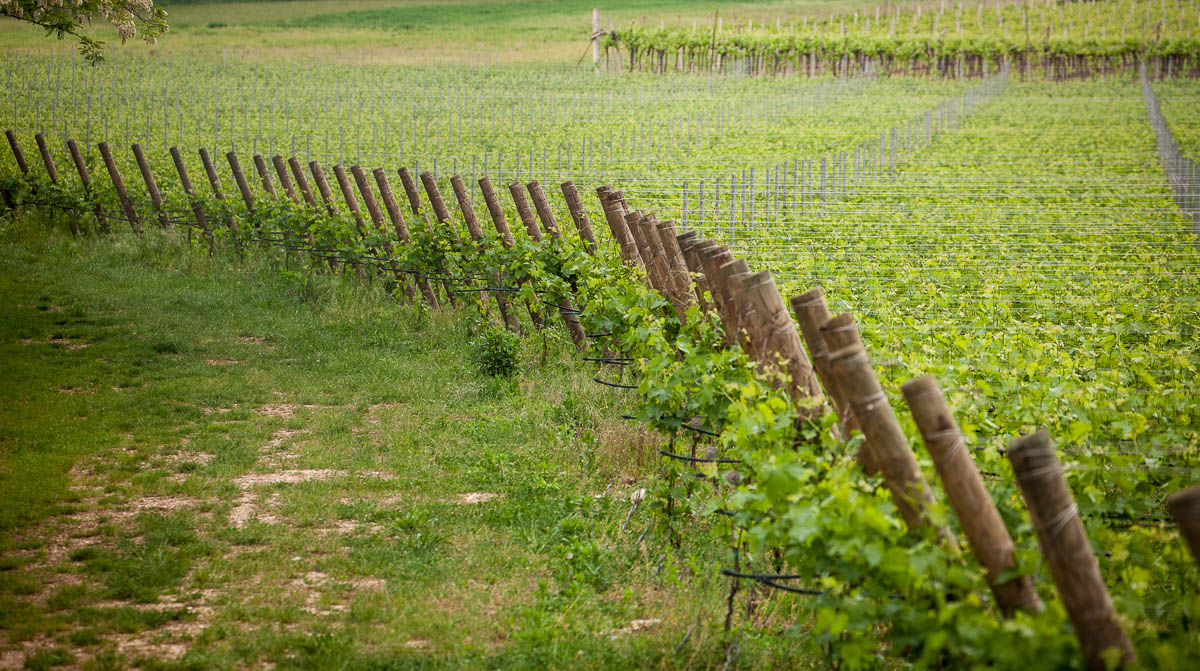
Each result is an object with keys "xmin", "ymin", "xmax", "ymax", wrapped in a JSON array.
[
  {"xmin": 34, "ymin": 133, "xmax": 80, "ymax": 236},
  {"xmin": 308, "ymin": 160, "xmax": 338, "ymax": 217},
  {"xmin": 526, "ymin": 180, "xmax": 563, "ymax": 239},
  {"xmin": 623, "ymin": 209, "xmax": 656, "ymax": 269},
  {"xmin": 596, "ymin": 186, "xmax": 641, "ymax": 267},
  {"xmin": 374, "ymin": 167, "xmax": 434, "ymax": 306},
  {"xmin": 697, "ymin": 243, "xmax": 740, "ymax": 346},
  {"xmin": 226, "ymin": 151, "xmax": 256, "ymax": 211},
  {"xmin": 98, "ymin": 142, "xmax": 142, "ymax": 235},
  {"xmin": 398, "ymin": 167, "xmax": 423, "ymax": 218},
  {"xmin": 132, "ymin": 144, "xmax": 170, "ymax": 227},
  {"xmin": 675, "ymin": 230, "xmax": 710, "ymax": 311},
  {"xmin": 452, "ymin": 174, "xmax": 519, "ymax": 333},
  {"xmin": 272, "ymin": 155, "xmax": 300, "ymax": 205},
  {"xmin": 508, "ymin": 180, "xmax": 543, "ymax": 241},
  {"xmin": 288, "ymin": 157, "xmax": 319, "ymax": 209},
  {"xmin": 352, "ymin": 164, "xmax": 409, "ymax": 290},
  {"xmin": 655, "ymin": 219, "xmax": 693, "ymax": 311},
  {"xmin": 67, "ymin": 139, "xmax": 108, "ymax": 233},
  {"xmin": 480, "ymin": 176, "xmax": 543, "ymax": 328},
  {"xmin": 1007, "ymin": 430, "xmax": 1135, "ymax": 670},
  {"xmin": 253, "ymin": 154, "xmax": 278, "ymax": 200},
  {"xmin": 1167, "ymin": 485, "xmax": 1200, "ymax": 570},
  {"xmin": 199, "ymin": 148, "xmax": 237, "ymax": 237},
  {"xmin": 718, "ymin": 257, "xmax": 763, "ymax": 356},
  {"xmin": 791, "ymin": 288, "xmax": 853, "ymax": 431},
  {"xmin": 418, "ymin": 171, "xmax": 461, "ymax": 306},
  {"xmin": 169, "ymin": 146, "xmax": 212, "ymax": 249},
  {"xmin": 593, "ymin": 8, "xmax": 602, "ymax": 70},
  {"xmin": 826, "ymin": 339, "xmax": 936, "ymax": 533},
  {"xmin": 560, "ymin": 180, "xmax": 596, "ymax": 251},
  {"xmin": 420, "ymin": 171, "xmax": 462, "ymax": 243},
  {"xmin": 902, "ymin": 375, "xmax": 1042, "ymax": 616},
  {"xmin": 820, "ymin": 312, "xmax": 879, "ymax": 473},
  {"xmin": 331, "ymin": 164, "xmax": 371, "ymax": 280},
  {"xmin": 742, "ymin": 271, "xmax": 823, "ymax": 415},
  {"xmin": 525, "ymin": 180, "xmax": 585, "ymax": 346},
  {"xmin": 332, "ymin": 164, "xmax": 369, "ymax": 239},
  {"xmin": 5, "ymin": 129, "xmax": 29, "ymax": 174}
]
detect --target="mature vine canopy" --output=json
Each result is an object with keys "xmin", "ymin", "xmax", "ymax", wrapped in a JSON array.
[{"xmin": 0, "ymin": 0, "xmax": 168, "ymax": 65}]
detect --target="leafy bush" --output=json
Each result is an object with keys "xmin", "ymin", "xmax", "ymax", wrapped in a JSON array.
[{"xmin": 470, "ymin": 325, "xmax": 521, "ymax": 377}]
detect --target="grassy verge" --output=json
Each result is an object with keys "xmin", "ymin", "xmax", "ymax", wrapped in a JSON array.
[{"xmin": 0, "ymin": 216, "xmax": 805, "ymax": 669}]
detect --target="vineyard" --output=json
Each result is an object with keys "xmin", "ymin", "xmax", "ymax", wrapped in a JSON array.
[
  {"xmin": 0, "ymin": 0, "xmax": 1199, "ymax": 669},
  {"xmin": 599, "ymin": 0, "xmax": 1200, "ymax": 78}
]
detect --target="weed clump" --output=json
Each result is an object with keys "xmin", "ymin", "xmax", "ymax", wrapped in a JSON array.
[{"xmin": 469, "ymin": 326, "xmax": 520, "ymax": 378}]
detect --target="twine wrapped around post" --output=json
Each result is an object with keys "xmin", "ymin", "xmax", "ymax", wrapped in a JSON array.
[
  {"xmin": 826, "ymin": 340, "xmax": 936, "ymax": 532},
  {"xmin": 526, "ymin": 180, "xmax": 562, "ymax": 239},
  {"xmin": 1167, "ymin": 484, "xmax": 1200, "ymax": 570},
  {"xmin": 1007, "ymin": 430, "xmax": 1135, "ymax": 670},
  {"xmin": 902, "ymin": 375, "xmax": 1041, "ymax": 617},
  {"xmin": 288, "ymin": 157, "xmax": 319, "ymax": 209},
  {"xmin": 741, "ymin": 271, "xmax": 823, "ymax": 416}
]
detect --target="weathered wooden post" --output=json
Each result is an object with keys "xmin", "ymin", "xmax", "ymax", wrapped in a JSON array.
[
  {"xmin": 5, "ymin": 129, "xmax": 29, "ymax": 174},
  {"xmin": 34, "ymin": 133, "xmax": 80, "ymax": 236},
  {"xmin": 826, "ymin": 337, "xmax": 937, "ymax": 533},
  {"xmin": 199, "ymin": 148, "xmax": 237, "ymax": 238},
  {"xmin": 820, "ymin": 313, "xmax": 878, "ymax": 473},
  {"xmin": 272, "ymin": 155, "xmax": 301, "ymax": 205},
  {"xmin": 480, "ymin": 176, "xmax": 543, "ymax": 328},
  {"xmin": 398, "ymin": 167, "xmax": 424, "ymax": 219},
  {"xmin": 169, "ymin": 146, "xmax": 212, "ymax": 249},
  {"xmin": 1007, "ymin": 430, "xmax": 1135, "ymax": 669},
  {"xmin": 451, "ymin": 174, "xmax": 519, "ymax": 332},
  {"xmin": 791, "ymin": 288, "xmax": 852, "ymax": 431},
  {"xmin": 252, "ymin": 154, "xmax": 278, "ymax": 200},
  {"xmin": 98, "ymin": 142, "xmax": 142, "ymax": 234},
  {"xmin": 132, "ymin": 144, "xmax": 170, "ymax": 227},
  {"xmin": 596, "ymin": 186, "xmax": 641, "ymax": 267},
  {"xmin": 560, "ymin": 180, "xmax": 596, "ymax": 251},
  {"xmin": 307, "ymin": 160, "xmax": 339, "ymax": 217},
  {"xmin": 374, "ymin": 167, "xmax": 436, "ymax": 307},
  {"xmin": 418, "ymin": 171, "xmax": 461, "ymax": 306},
  {"xmin": 226, "ymin": 151, "xmax": 256, "ymax": 211},
  {"xmin": 352, "ymin": 164, "xmax": 410, "ymax": 290},
  {"xmin": 67, "ymin": 139, "xmax": 108, "ymax": 233},
  {"xmin": 902, "ymin": 375, "xmax": 1042, "ymax": 616},
  {"xmin": 741, "ymin": 271, "xmax": 823, "ymax": 416}
]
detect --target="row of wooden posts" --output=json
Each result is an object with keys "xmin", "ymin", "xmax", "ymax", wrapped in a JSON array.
[
  {"xmin": 589, "ymin": 185, "xmax": 1199, "ymax": 670},
  {"xmin": 4, "ymin": 128, "xmax": 1198, "ymax": 669},
  {"xmin": 1, "ymin": 128, "xmax": 609, "ymax": 347}
]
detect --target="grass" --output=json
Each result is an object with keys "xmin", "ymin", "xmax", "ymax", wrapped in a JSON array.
[
  {"xmin": 0, "ymin": 0, "xmax": 895, "ymax": 64},
  {"xmin": 0, "ymin": 213, "xmax": 810, "ymax": 668}
]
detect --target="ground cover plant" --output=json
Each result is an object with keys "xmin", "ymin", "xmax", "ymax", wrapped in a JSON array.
[{"xmin": 1, "ymin": 0, "xmax": 1199, "ymax": 669}]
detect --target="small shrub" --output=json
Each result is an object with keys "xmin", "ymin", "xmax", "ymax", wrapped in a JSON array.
[{"xmin": 469, "ymin": 326, "xmax": 520, "ymax": 377}]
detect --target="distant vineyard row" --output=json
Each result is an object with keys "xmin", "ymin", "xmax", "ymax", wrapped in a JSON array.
[{"xmin": 597, "ymin": 0, "xmax": 1200, "ymax": 78}]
